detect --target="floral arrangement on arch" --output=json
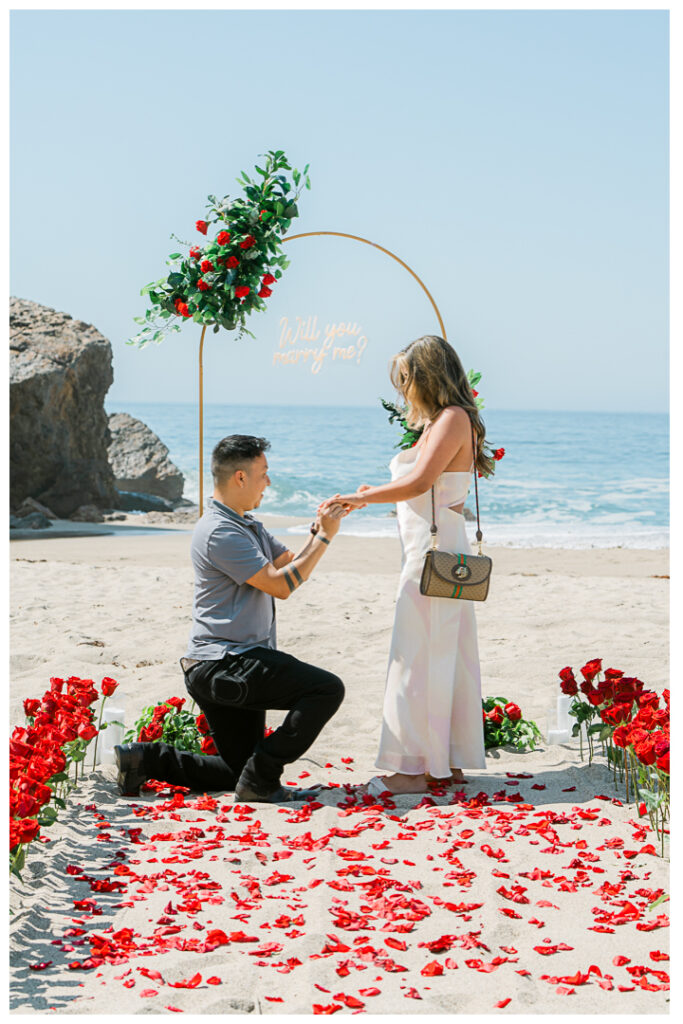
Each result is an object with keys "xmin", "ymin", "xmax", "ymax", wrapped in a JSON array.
[
  {"xmin": 130, "ymin": 150, "xmax": 310, "ymax": 347},
  {"xmin": 382, "ymin": 370, "xmax": 505, "ymax": 478}
]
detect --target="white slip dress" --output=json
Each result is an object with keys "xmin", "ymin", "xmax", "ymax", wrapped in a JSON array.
[{"xmin": 375, "ymin": 445, "xmax": 487, "ymax": 776}]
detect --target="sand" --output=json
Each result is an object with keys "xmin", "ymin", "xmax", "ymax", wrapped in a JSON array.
[{"xmin": 9, "ymin": 521, "xmax": 670, "ymax": 1014}]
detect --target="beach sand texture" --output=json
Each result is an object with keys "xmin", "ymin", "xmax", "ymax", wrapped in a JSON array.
[{"xmin": 10, "ymin": 524, "xmax": 670, "ymax": 1013}]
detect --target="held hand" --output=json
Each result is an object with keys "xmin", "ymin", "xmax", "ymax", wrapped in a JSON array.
[{"xmin": 318, "ymin": 504, "xmax": 343, "ymax": 539}]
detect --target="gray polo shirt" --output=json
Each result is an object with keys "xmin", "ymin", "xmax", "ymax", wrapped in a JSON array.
[{"xmin": 185, "ymin": 498, "xmax": 290, "ymax": 660}]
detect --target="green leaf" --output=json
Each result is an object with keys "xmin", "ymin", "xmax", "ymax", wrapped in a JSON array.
[
  {"xmin": 648, "ymin": 893, "xmax": 669, "ymax": 911},
  {"xmin": 168, "ymin": 252, "xmax": 182, "ymax": 260}
]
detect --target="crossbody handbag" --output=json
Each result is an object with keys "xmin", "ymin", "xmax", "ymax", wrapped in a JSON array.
[{"xmin": 419, "ymin": 424, "xmax": 492, "ymax": 601}]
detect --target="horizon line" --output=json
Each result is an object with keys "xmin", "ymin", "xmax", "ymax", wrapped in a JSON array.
[{"xmin": 105, "ymin": 400, "xmax": 669, "ymax": 417}]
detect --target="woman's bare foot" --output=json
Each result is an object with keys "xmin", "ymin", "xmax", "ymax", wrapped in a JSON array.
[
  {"xmin": 425, "ymin": 769, "xmax": 467, "ymax": 785},
  {"xmin": 377, "ymin": 772, "xmax": 429, "ymax": 795}
]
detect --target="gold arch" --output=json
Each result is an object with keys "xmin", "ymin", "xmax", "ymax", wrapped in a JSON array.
[{"xmin": 197, "ymin": 233, "xmax": 446, "ymax": 512}]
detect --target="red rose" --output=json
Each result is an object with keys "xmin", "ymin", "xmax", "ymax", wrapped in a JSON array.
[
  {"xmin": 600, "ymin": 703, "xmax": 629, "ymax": 725},
  {"xmin": 196, "ymin": 713, "xmax": 210, "ymax": 735},
  {"xmin": 152, "ymin": 704, "xmax": 171, "ymax": 721},
  {"xmin": 234, "ymin": 285, "xmax": 250, "ymax": 299},
  {"xmin": 201, "ymin": 736, "xmax": 218, "ymax": 755},
  {"xmin": 258, "ymin": 285, "xmax": 272, "ymax": 298},
  {"xmin": 559, "ymin": 667, "xmax": 575, "ymax": 683},
  {"xmin": 262, "ymin": 272, "xmax": 276, "ymax": 285},
  {"xmin": 15, "ymin": 794, "xmax": 39, "ymax": 818},
  {"xmin": 586, "ymin": 688, "xmax": 605, "ymax": 707},
  {"xmin": 472, "ymin": 389, "xmax": 479, "ymax": 397},
  {"xmin": 50, "ymin": 677, "xmax": 65, "ymax": 693},
  {"xmin": 23, "ymin": 699, "xmax": 41, "ymax": 718},
  {"xmin": 560, "ymin": 678, "xmax": 578, "ymax": 696},
  {"xmin": 493, "ymin": 448, "xmax": 505, "ymax": 461},
  {"xmin": 504, "ymin": 702, "xmax": 522, "ymax": 722},
  {"xmin": 216, "ymin": 231, "xmax": 231, "ymax": 245},
  {"xmin": 189, "ymin": 246, "xmax": 201, "ymax": 259},
  {"xmin": 101, "ymin": 677, "xmax": 118, "ymax": 697},
  {"xmin": 239, "ymin": 235, "xmax": 256, "ymax": 249},
  {"xmin": 225, "ymin": 255, "xmax": 239, "ymax": 269},
  {"xmin": 200, "ymin": 259, "xmax": 214, "ymax": 273},
  {"xmin": 634, "ymin": 739, "xmax": 656, "ymax": 766},
  {"xmin": 656, "ymin": 751, "xmax": 670, "ymax": 774},
  {"xmin": 604, "ymin": 668, "xmax": 624, "ymax": 680},
  {"xmin": 580, "ymin": 658, "xmax": 602, "ymax": 683},
  {"xmin": 197, "ymin": 278, "xmax": 211, "ymax": 292},
  {"xmin": 195, "ymin": 220, "xmax": 208, "ymax": 235},
  {"xmin": 77, "ymin": 722, "xmax": 98, "ymax": 741},
  {"xmin": 139, "ymin": 721, "xmax": 163, "ymax": 742},
  {"xmin": 637, "ymin": 691, "xmax": 659, "ymax": 709},
  {"xmin": 166, "ymin": 696, "xmax": 185, "ymax": 710},
  {"xmin": 18, "ymin": 818, "xmax": 41, "ymax": 845},
  {"xmin": 653, "ymin": 736, "xmax": 669, "ymax": 757},
  {"xmin": 487, "ymin": 705, "xmax": 504, "ymax": 725}
]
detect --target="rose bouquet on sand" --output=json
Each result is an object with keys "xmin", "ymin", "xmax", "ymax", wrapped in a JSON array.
[
  {"xmin": 482, "ymin": 697, "xmax": 542, "ymax": 751},
  {"xmin": 124, "ymin": 698, "xmax": 217, "ymax": 755}
]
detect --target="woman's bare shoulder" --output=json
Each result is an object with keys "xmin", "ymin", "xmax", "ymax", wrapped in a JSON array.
[{"xmin": 433, "ymin": 405, "xmax": 471, "ymax": 431}]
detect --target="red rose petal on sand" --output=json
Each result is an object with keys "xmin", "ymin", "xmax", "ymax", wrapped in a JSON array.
[
  {"xmin": 385, "ymin": 937, "xmax": 408, "ymax": 951},
  {"xmin": 613, "ymin": 955, "xmax": 631, "ymax": 966},
  {"xmin": 496, "ymin": 998, "xmax": 512, "ymax": 1008},
  {"xmin": 312, "ymin": 1004, "xmax": 342, "ymax": 1014},
  {"xmin": 359, "ymin": 987, "xmax": 381, "ymax": 997},
  {"xmin": 650, "ymin": 951, "xmax": 669, "ymax": 961},
  {"xmin": 140, "ymin": 989, "xmax": 158, "ymax": 997},
  {"xmin": 265, "ymin": 997, "xmax": 283, "ymax": 1002},
  {"xmin": 168, "ymin": 973, "xmax": 202, "ymax": 989},
  {"xmin": 206, "ymin": 977, "xmax": 221, "ymax": 985},
  {"xmin": 404, "ymin": 987, "xmax": 422, "ymax": 999},
  {"xmin": 421, "ymin": 961, "xmax": 444, "ymax": 977},
  {"xmin": 166, "ymin": 1006, "xmax": 183, "ymax": 1012},
  {"xmin": 29, "ymin": 962, "xmax": 53, "ymax": 970}
]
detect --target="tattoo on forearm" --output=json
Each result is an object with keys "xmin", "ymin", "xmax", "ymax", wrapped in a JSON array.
[{"xmin": 283, "ymin": 565, "xmax": 305, "ymax": 592}]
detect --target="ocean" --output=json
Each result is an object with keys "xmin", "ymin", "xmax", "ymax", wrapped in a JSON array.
[{"xmin": 105, "ymin": 402, "xmax": 669, "ymax": 550}]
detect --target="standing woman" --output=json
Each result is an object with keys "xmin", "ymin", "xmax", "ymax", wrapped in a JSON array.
[{"xmin": 327, "ymin": 335, "xmax": 493, "ymax": 795}]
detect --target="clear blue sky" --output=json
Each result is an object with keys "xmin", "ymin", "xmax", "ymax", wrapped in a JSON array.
[{"xmin": 10, "ymin": 8, "xmax": 669, "ymax": 412}]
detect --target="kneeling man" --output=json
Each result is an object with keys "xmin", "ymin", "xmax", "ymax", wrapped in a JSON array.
[{"xmin": 116, "ymin": 435, "xmax": 344, "ymax": 803}]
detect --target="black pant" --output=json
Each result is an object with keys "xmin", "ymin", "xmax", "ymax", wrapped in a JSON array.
[{"xmin": 141, "ymin": 647, "xmax": 344, "ymax": 793}]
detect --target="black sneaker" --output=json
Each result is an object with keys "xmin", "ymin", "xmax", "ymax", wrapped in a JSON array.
[
  {"xmin": 234, "ymin": 782, "xmax": 323, "ymax": 804},
  {"xmin": 114, "ymin": 743, "xmax": 149, "ymax": 796}
]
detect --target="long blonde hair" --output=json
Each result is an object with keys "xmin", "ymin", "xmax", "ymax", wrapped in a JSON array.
[{"xmin": 390, "ymin": 334, "xmax": 494, "ymax": 477}]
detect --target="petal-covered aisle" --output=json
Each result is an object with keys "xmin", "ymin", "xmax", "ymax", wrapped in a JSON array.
[{"xmin": 10, "ymin": 748, "xmax": 668, "ymax": 1015}]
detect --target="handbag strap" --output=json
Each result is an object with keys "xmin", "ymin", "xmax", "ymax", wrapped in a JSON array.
[{"xmin": 430, "ymin": 422, "xmax": 483, "ymax": 555}]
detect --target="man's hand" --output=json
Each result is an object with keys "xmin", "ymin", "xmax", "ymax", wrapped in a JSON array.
[{"xmin": 317, "ymin": 501, "xmax": 344, "ymax": 540}]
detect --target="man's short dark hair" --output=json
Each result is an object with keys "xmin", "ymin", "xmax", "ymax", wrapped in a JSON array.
[{"xmin": 211, "ymin": 435, "xmax": 271, "ymax": 485}]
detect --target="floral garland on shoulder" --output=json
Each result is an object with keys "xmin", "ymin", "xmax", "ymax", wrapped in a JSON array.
[
  {"xmin": 130, "ymin": 150, "xmax": 310, "ymax": 347},
  {"xmin": 381, "ymin": 370, "xmax": 505, "ymax": 477}
]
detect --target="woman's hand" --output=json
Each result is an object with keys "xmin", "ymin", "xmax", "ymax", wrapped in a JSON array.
[{"xmin": 322, "ymin": 491, "xmax": 368, "ymax": 511}]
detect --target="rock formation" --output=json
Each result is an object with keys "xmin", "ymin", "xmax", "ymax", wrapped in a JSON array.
[
  {"xmin": 9, "ymin": 298, "xmax": 117, "ymax": 516},
  {"xmin": 107, "ymin": 413, "xmax": 184, "ymax": 501}
]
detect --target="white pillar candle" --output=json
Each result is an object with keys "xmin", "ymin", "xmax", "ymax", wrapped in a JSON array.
[
  {"xmin": 97, "ymin": 705, "xmax": 126, "ymax": 765},
  {"xmin": 547, "ymin": 728, "xmax": 571, "ymax": 744},
  {"xmin": 557, "ymin": 694, "xmax": 573, "ymax": 732}
]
